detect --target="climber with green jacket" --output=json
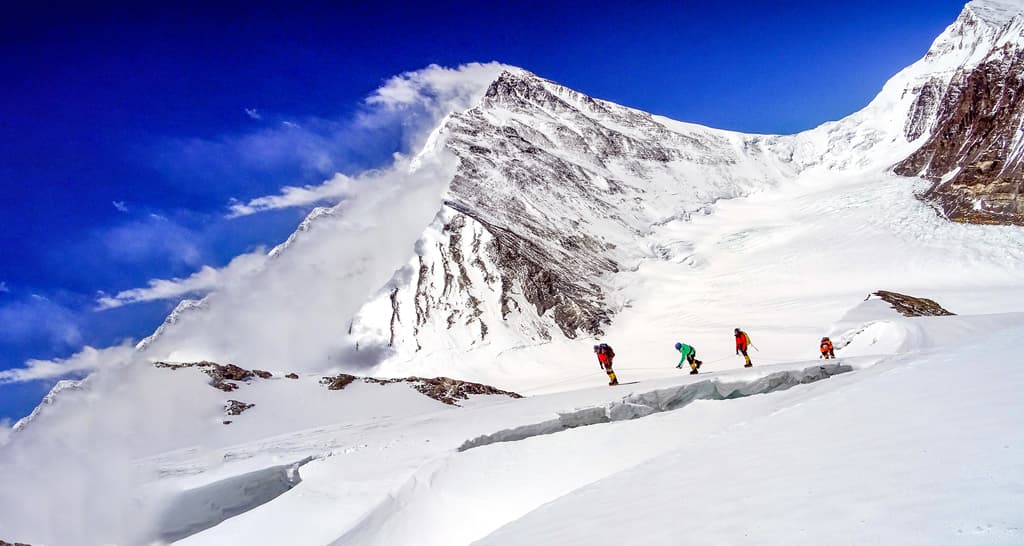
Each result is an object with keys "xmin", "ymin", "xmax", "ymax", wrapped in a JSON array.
[{"xmin": 674, "ymin": 342, "xmax": 703, "ymax": 375}]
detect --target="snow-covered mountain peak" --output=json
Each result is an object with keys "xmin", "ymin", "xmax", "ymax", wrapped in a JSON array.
[{"xmin": 965, "ymin": 0, "xmax": 1024, "ymax": 27}]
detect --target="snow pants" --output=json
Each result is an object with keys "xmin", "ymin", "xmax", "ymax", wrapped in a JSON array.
[{"xmin": 738, "ymin": 348, "xmax": 752, "ymax": 366}]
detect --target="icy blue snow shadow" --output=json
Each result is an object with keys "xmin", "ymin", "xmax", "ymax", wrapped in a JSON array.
[
  {"xmin": 158, "ymin": 456, "xmax": 313, "ymax": 543},
  {"xmin": 458, "ymin": 363, "xmax": 852, "ymax": 452}
]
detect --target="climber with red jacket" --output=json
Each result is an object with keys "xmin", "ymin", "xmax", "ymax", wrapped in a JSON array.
[
  {"xmin": 735, "ymin": 328, "xmax": 753, "ymax": 367},
  {"xmin": 820, "ymin": 337, "xmax": 835, "ymax": 359},
  {"xmin": 594, "ymin": 343, "xmax": 619, "ymax": 386}
]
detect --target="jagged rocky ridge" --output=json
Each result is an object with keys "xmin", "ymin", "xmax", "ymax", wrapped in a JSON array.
[{"xmin": 895, "ymin": 3, "xmax": 1024, "ymax": 224}]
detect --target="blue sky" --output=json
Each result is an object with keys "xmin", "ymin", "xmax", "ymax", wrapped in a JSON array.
[{"xmin": 0, "ymin": 0, "xmax": 966, "ymax": 420}]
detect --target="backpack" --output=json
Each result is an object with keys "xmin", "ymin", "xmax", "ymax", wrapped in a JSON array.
[{"xmin": 599, "ymin": 343, "xmax": 615, "ymax": 358}]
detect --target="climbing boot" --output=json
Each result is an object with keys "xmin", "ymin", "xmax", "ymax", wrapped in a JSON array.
[{"xmin": 689, "ymin": 369, "xmax": 699, "ymax": 375}]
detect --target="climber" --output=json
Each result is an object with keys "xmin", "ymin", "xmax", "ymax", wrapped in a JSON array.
[
  {"xmin": 820, "ymin": 337, "xmax": 835, "ymax": 359},
  {"xmin": 594, "ymin": 343, "xmax": 619, "ymax": 386},
  {"xmin": 735, "ymin": 327, "xmax": 753, "ymax": 367},
  {"xmin": 674, "ymin": 342, "xmax": 703, "ymax": 375}
]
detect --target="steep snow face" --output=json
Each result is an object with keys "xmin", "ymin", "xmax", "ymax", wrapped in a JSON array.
[{"xmin": 348, "ymin": 70, "xmax": 796, "ymax": 365}]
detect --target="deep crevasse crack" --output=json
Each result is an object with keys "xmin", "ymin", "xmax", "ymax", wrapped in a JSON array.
[{"xmin": 458, "ymin": 363, "xmax": 852, "ymax": 452}]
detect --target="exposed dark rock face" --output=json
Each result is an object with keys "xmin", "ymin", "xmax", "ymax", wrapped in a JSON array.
[
  {"xmin": 444, "ymin": 202, "xmax": 612, "ymax": 339},
  {"xmin": 155, "ymin": 361, "xmax": 260, "ymax": 392},
  {"xmin": 0, "ymin": 540, "xmax": 32, "ymax": 546},
  {"xmin": 902, "ymin": 77, "xmax": 946, "ymax": 141},
  {"xmin": 285, "ymin": 373, "xmax": 299, "ymax": 379},
  {"xmin": 895, "ymin": 46, "xmax": 1024, "ymax": 225},
  {"xmin": 320, "ymin": 373, "xmax": 521, "ymax": 406},
  {"xmin": 252, "ymin": 369, "xmax": 273, "ymax": 379},
  {"xmin": 224, "ymin": 400, "xmax": 255, "ymax": 416},
  {"xmin": 871, "ymin": 290, "xmax": 956, "ymax": 317},
  {"xmin": 320, "ymin": 374, "xmax": 358, "ymax": 391}
]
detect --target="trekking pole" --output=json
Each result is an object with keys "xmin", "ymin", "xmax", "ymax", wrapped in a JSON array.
[{"xmin": 751, "ymin": 344, "xmax": 760, "ymax": 352}]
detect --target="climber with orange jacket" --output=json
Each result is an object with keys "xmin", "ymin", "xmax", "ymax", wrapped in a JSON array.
[
  {"xmin": 820, "ymin": 337, "xmax": 835, "ymax": 359},
  {"xmin": 735, "ymin": 327, "xmax": 753, "ymax": 367}
]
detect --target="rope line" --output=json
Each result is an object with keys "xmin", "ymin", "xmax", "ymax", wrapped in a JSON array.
[{"xmin": 523, "ymin": 354, "xmax": 813, "ymax": 392}]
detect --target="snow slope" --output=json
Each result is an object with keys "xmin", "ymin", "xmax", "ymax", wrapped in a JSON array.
[
  {"xmin": 164, "ymin": 308, "xmax": 1022, "ymax": 546},
  {"xmin": 478, "ymin": 314, "xmax": 1024, "ymax": 545}
]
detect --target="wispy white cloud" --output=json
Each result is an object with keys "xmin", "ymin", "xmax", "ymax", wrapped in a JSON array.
[
  {"xmin": 98, "ymin": 214, "xmax": 203, "ymax": 267},
  {"xmin": 227, "ymin": 172, "xmax": 355, "ymax": 218},
  {"xmin": 95, "ymin": 250, "xmax": 267, "ymax": 310},
  {"xmin": 366, "ymin": 61, "xmax": 511, "ymax": 114},
  {"xmin": 226, "ymin": 62, "xmax": 511, "ymax": 217},
  {"xmin": 0, "ymin": 342, "xmax": 135, "ymax": 385},
  {"xmin": 0, "ymin": 281, "xmax": 8, "ymax": 293},
  {"xmin": 112, "ymin": 200, "xmax": 128, "ymax": 213},
  {"xmin": 0, "ymin": 295, "xmax": 82, "ymax": 349},
  {"xmin": 245, "ymin": 107, "xmax": 262, "ymax": 120}
]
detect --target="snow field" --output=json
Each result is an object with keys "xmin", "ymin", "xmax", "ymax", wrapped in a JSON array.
[{"xmin": 477, "ymin": 314, "xmax": 1024, "ymax": 545}]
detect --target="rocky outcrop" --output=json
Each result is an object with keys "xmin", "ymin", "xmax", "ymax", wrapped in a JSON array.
[
  {"xmin": 0, "ymin": 540, "xmax": 32, "ymax": 546},
  {"xmin": 895, "ymin": 45, "xmax": 1024, "ymax": 225},
  {"xmin": 319, "ymin": 373, "xmax": 522, "ymax": 406},
  {"xmin": 319, "ymin": 374, "xmax": 358, "ymax": 391},
  {"xmin": 155, "ymin": 361, "xmax": 261, "ymax": 392},
  {"xmin": 871, "ymin": 290, "xmax": 956, "ymax": 317},
  {"xmin": 285, "ymin": 373, "xmax": 299, "ymax": 379},
  {"xmin": 224, "ymin": 400, "xmax": 255, "ymax": 416}
]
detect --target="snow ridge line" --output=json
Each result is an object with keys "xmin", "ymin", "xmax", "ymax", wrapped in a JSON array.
[{"xmin": 458, "ymin": 363, "xmax": 852, "ymax": 452}]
